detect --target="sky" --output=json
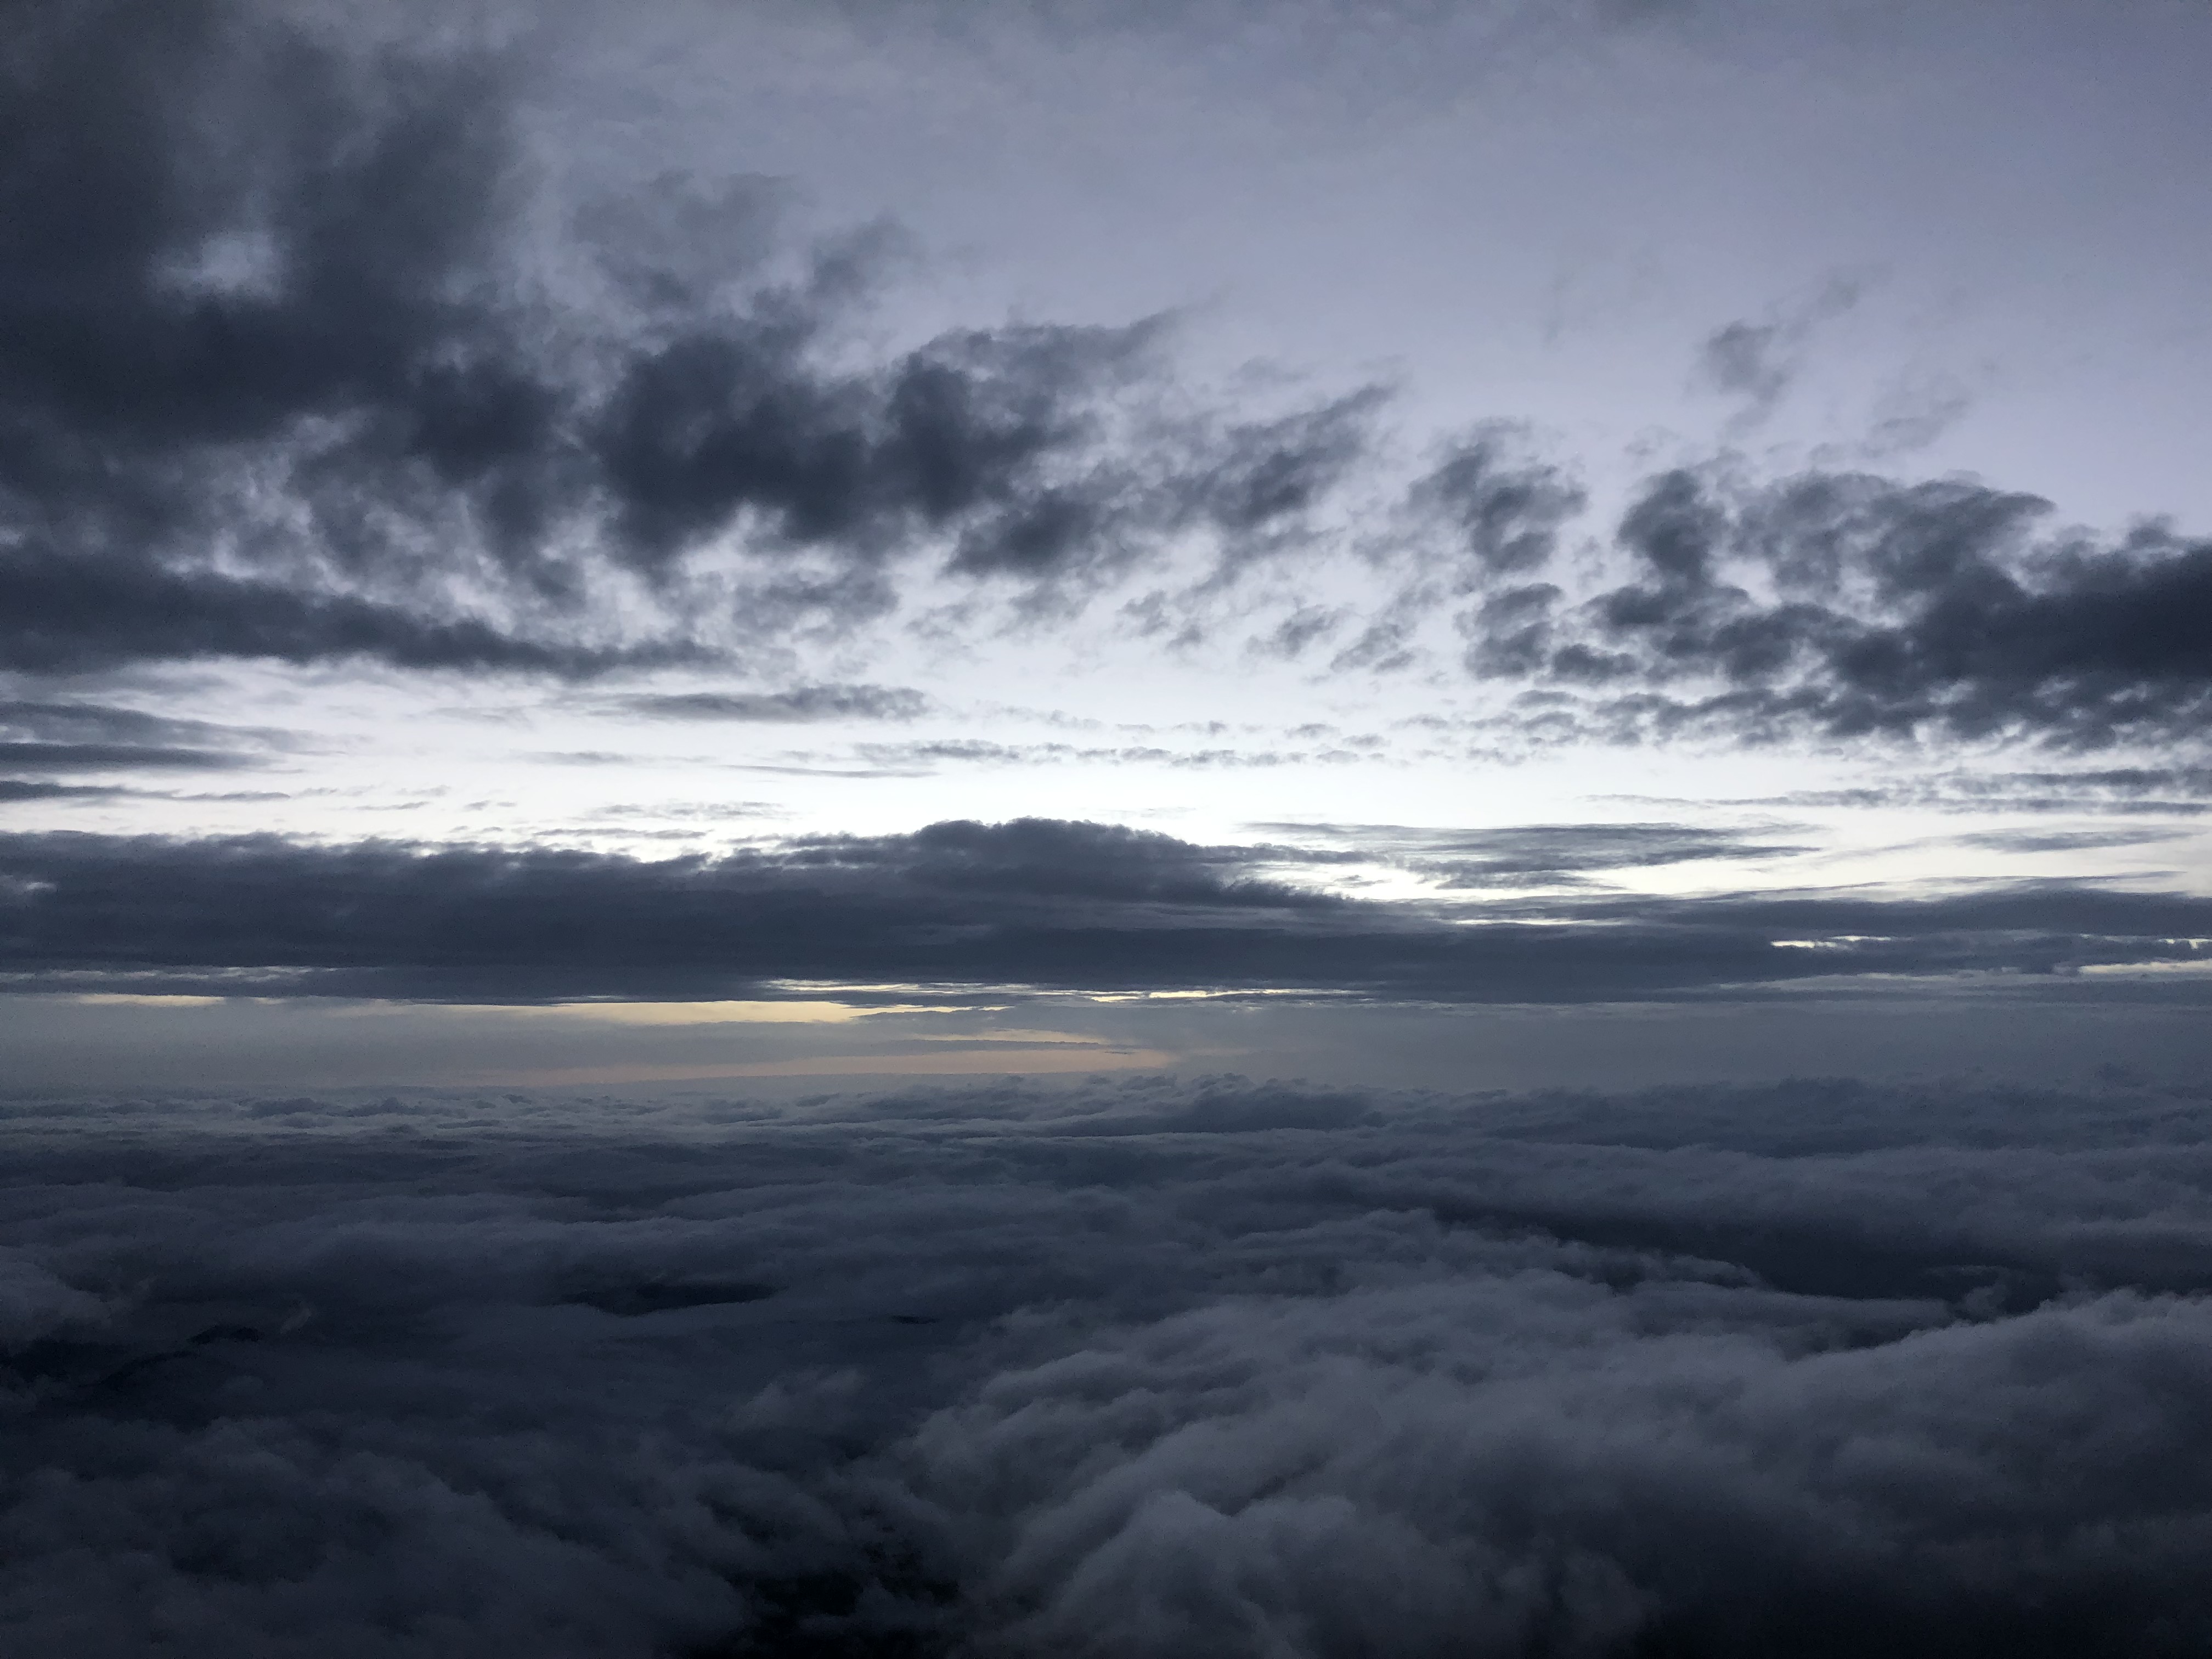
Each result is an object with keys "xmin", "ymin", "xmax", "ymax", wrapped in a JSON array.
[
  {"xmin": 3, "ymin": 0, "xmax": 2211, "ymax": 1091},
  {"xmin": 2, "ymin": 1, "xmax": 2211, "ymax": 1652}
]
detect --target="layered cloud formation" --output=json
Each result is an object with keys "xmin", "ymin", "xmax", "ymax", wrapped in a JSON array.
[
  {"xmin": 0, "ymin": 0, "xmax": 1376, "ymax": 680},
  {"xmin": 4, "ymin": 0, "xmax": 2207, "ymax": 764},
  {"xmin": 5, "ymin": 1075, "xmax": 2210, "ymax": 1656},
  {"xmin": 4, "ymin": 7, "xmax": 2210, "ymax": 1650},
  {"xmin": 4, "ymin": 818, "xmax": 2207, "ymax": 1003}
]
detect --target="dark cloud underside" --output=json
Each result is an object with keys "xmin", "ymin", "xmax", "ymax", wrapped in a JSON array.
[
  {"xmin": 1, "ymin": 820, "xmax": 2204, "ymax": 1002},
  {"xmin": 1438, "ymin": 464, "xmax": 2212, "ymax": 749},
  {"xmin": 0, "ymin": 2, "xmax": 2201, "ymax": 767},
  {"xmin": 0, "ymin": 0, "xmax": 1381, "ymax": 679}
]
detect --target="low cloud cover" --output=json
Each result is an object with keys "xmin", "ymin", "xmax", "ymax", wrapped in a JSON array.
[{"xmin": 3, "ymin": 1075, "xmax": 2209, "ymax": 1656}]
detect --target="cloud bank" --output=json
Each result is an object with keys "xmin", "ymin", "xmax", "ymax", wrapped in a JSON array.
[
  {"xmin": 3, "ymin": 1074, "xmax": 2209, "ymax": 1655},
  {"xmin": 2, "ymin": 819, "xmax": 2207, "ymax": 1004}
]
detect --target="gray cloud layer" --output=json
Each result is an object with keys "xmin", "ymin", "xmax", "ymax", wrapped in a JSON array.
[
  {"xmin": 2, "ymin": 820, "xmax": 2205, "ymax": 1003},
  {"xmin": 4, "ymin": 2, "xmax": 2205, "ymax": 761},
  {"xmin": 4, "ymin": 1074, "xmax": 2210, "ymax": 1655}
]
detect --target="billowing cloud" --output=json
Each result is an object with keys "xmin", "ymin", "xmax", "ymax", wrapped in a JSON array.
[
  {"xmin": 0, "ymin": 0, "xmax": 1380, "ymax": 679},
  {"xmin": 1448, "ymin": 467, "xmax": 2212, "ymax": 749},
  {"xmin": 3, "ymin": 1074, "xmax": 2209, "ymax": 1655}
]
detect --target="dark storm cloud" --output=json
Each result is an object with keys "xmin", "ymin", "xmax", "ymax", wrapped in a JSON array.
[
  {"xmin": 2, "ymin": 1074, "xmax": 2210, "ymax": 1655},
  {"xmin": 1446, "ymin": 465, "xmax": 2212, "ymax": 748},
  {"xmin": 618, "ymin": 684, "xmax": 934, "ymax": 723},
  {"xmin": 0, "ymin": 0, "xmax": 1382, "ymax": 680},
  {"xmin": 1, "ymin": 820, "xmax": 2204, "ymax": 1003}
]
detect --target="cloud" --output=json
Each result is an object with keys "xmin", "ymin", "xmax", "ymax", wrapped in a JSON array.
[
  {"xmin": 1, "ymin": 820, "xmax": 2205, "ymax": 1004},
  {"xmin": 1251, "ymin": 820, "xmax": 1812, "ymax": 888},
  {"xmin": 0, "ymin": 781, "xmax": 123, "ymax": 803},
  {"xmin": 0, "ymin": 700, "xmax": 274, "ymax": 749},
  {"xmin": 1692, "ymin": 278, "xmax": 1862, "ymax": 431},
  {"xmin": 0, "ymin": 1, "xmax": 1384, "ymax": 682},
  {"xmin": 618, "ymin": 684, "xmax": 934, "ymax": 723},
  {"xmin": 0, "ymin": 699, "xmax": 284, "ymax": 797},
  {"xmin": 0, "ymin": 742, "xmax": 246, "ymax": 774},
  {"xmin": 2, "ymin": 1074, "xmax": 2210, "ymax": 1654},
  {"xmin": 4, "ymin": 0, "xmax": 2198, "ymax": 769},
  {"xmin": 1447, "ymin": 467, "xmax": 2212, "ymax": 749},
  {"xmin": 1696, "ymin": 319, "xmax": 1793, "ymax": 414},
  {"xmin": 1698, "ymin": 764, "xmax": 2212, "ymax": 817}
]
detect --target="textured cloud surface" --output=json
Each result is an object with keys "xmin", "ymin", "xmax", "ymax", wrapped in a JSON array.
[
  {"xmin": 4, "ymin": 1075, "xmax": 2210, "ymax": 1656},
  {"xmin": 7, "ymin": 4, "xmax": 2211, "ymax": 1651},
  {"xmin": 7, "ymin": 0, "xmax": 2208, "ymax": 766},
  {"xmin": 0, "ymin": 0, "xmax": 1380, "ymax": 681},
  {"xmin": 5, "ymin": 819, "xmax": 2208, "ymax": 1003}
]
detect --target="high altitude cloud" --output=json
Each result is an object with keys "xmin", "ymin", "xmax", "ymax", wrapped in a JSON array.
[
  {"xmin": 3, "ymin": 1075, "xmax": 2209, "ymax": 1655},
  {"xmin": 2, "ymin": 819, "xmax": 2204, "ymax": 1003},
  {"xmin": 0, "ymin": 0, "xmax": 1378, "ymax": 679}
]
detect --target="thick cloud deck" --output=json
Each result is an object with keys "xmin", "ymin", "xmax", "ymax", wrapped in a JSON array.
[
  {"xmin": 3, "ymin": 1075, "xmax": 2209, "ymax": 1656},
  {"xmin": 6, "ymin": 820, "xmax": 2210, "ymax": 1005}
]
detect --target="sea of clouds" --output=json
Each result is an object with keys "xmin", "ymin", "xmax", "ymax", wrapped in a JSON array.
[{"xmin": 3, "ymin": 1073, "xmax": 2209, "ymax": 1656}]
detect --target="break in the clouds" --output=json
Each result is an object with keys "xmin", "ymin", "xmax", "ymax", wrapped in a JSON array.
[{"xmin": 4, "ymin": 1076, "xmax": 2211, "ymax": 1656}]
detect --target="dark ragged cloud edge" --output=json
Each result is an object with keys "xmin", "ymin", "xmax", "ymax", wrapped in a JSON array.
[
  {"xmin": 7, "ymin": 1, "xmax": 2207, "ymax": 769},
  {"xmin": 0, "ymin": 696, "xmax": 296, "ymax": 795},
  {"xmin": 0, "ymin": 742, "xmax": 247, "ymax": 774},
  {"xmin": 1417, "ymin": 451, "xmax": 2212, "ymax": 752},
  {"xmin": 0, "ymin": 0, "xmax": 1387, "ymax": 682},
  {"xmin": 1, "ymin": 819, "xmax": 2205, "ymax": 1005}
]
